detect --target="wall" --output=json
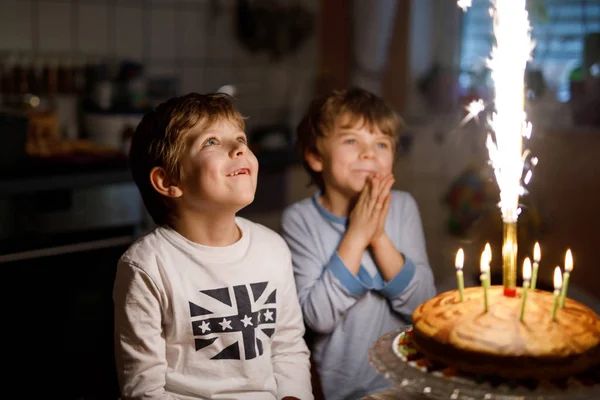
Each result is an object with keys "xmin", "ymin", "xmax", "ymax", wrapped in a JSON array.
[
  {"xmin": 0, "ymin": 0, "xmax": 319, "ymax": 132},
  {"xmin": 406, "ymin": 0, "xmax": 463, "ymax": 117}
]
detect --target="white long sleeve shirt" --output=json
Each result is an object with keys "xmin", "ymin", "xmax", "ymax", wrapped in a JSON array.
[{"xmin": 113, "ymin": 217, "xmax": 313, "ymax": 400}]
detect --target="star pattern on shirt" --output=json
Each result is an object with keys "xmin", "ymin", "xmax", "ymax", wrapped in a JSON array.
[
  {"xmin": 189, "ymin": 282, "xmax": 278, "ymax": 360},
  {"xmin": 199, "ymin": 320, "xmax": 211, "ymax": 333},
  {"xmin": 241, "ymin": 314, "xmax": 253, "ymax": 327},
  {"xmin": 263, "ymin": 309, "xmax": 274, "ymax": 322},
  {"xmin": 218, "ymin": 318, "xmax": 232, "ymax": 331}
]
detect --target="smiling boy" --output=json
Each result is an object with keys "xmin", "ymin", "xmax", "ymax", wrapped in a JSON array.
[
  {"xmin": 113, "ymin": 93, "xmax": 313, "ymax": 399},
  {"xmin": 281, "ymin": 87, "xmax": 436, "ymax": 400}
]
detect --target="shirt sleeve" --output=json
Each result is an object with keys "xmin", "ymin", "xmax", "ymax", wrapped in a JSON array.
[
  {"xmin": 113, "ymin": 259, "xmax": 177, "ymax": 400},
  {"xmin": 281, "ymin": 206, "xmax": 363, "ymax": 334},
  {"xmin": 270, "ymin": 245, "xmax": 314, "ymax": 400},
  {"xmin": 376, "ymin": 193, "xmax": 437, "ymax": 320}
]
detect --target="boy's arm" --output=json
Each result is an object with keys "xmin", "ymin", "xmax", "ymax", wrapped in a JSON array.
[
  {"xmin": 281, "ymin": 207, "xmax": 368, "ymax": 334},
  {"xmin": 271, "ymin": 248, "xmax": 314, "ymax": 400},
  {"xmin": 113, "ymin": 259, "xmax": 177, "ymax": 400},
  {"xmin": 373, "ymin": 194, "xmax": 436, "ymax": 320}
]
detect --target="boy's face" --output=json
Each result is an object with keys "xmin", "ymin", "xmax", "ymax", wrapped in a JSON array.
[
  {"xmin": 310, "ymin": 116, "xmax": 394, "ymax": 198},
  {"xmin": 176, "ymin": 119, "xmax": 258, "ymax": 214}
]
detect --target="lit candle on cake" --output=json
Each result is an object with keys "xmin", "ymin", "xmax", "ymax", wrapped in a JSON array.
[
  {"xmin": 531, "ymin": 242, "xmax": 541, "ymax": 290},
  {"xmin": 455, "ymin": 248, "xmax": 465, "ymax": 302},
  {"xmin": 552, "ymin": 266, "xmax": 562, "ymax": 321},
  {"xmin": 559, "ymin": 249, "xmax": 573, "ymax": 308},
  {"xmin": 520, "ymin": 257, "xmax": 531, "ymax": 321},
  {"xmin": 480, "ymin": 250, "xmax": 490, "ymax": 313}
]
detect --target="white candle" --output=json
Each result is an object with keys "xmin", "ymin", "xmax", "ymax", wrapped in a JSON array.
[
  {"xmin": 531, "ymin": 242, "xmax": 541, "ymax": 290},
  {"xmin": 455, "ymin": 248, "xmax": 465, "ymax": 302},
  {"xmin": 480, "ymin": 250, "xmax": 490, "ymax": 312},
  {"xmin": 520, "ymin": 257, "xmax": 531, "ymax": 321},
  {"xmin": 552, "ymin": 266, "xmax": 562, "ymax": 321},
  {"xmin": 559, "ymin": 249, "xmax": 573, "ymax": 308}
]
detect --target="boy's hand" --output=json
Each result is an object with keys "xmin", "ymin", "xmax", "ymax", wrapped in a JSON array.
[
  {"xmin": 339, "ymin": 173, "xmax": 394, "ymax": 276},
  {"xmin": 371, "ymin": 174, "xmax": 394, "ymax": 245},
  {"xmin": 346, "ymin": 174, "xmax": 394, "ymax": 248}
]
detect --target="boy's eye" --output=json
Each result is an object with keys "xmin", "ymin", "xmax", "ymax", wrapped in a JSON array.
[
  {"xmin": 237, "ymin": 136, "xmax": 248, "ymax": 144},
  {"xmin": 344, "ymin": 138, "xmax": 356, "ymax": 145},
  {"xmin": 204, "ymin": 137, "xmax": 218, "ymax": 147},
  {"xmin": 377, "ymin": 142, "xmax": 389, "ymax": 149}
]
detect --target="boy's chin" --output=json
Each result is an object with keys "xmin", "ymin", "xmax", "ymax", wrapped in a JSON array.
[
  {"xmin": 195, "ymin": 193, "xmax": 256, "ymax": 213},
  {"xmin": 224, "ymin": 192, "xmax": 256, "ymax": 210},
  {"xmin": 349, "ymin": 183, "xmax": 367, "ymax": 196},
  {"xmin": 232, "ymin": 196, "xmax": 255, "ymax": 211}
]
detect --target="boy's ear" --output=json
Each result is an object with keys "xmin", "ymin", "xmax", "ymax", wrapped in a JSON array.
[
  {"xmin": 305, "ymin": 150, "xmax": 323, "ymax": 173},
  {"xmin": 150, "ymin": 167, "xmax": 183, "ymax": 198}
]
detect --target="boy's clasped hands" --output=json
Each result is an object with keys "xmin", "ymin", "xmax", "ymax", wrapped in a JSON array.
[{"xmin": 347, "ymin": 173, "xmax": 395, "ymax": 250}]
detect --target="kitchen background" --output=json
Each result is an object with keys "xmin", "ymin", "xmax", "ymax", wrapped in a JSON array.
[{"xmin": 1, "ymin": 0, "xmax": 599, "ymax": 398}]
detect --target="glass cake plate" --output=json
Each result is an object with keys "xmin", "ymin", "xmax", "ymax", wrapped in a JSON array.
[{"xmin": 368, "ymin": 327, "xmax": 600, "ymax": 400}]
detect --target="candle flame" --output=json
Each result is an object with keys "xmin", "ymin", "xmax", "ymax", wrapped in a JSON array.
[
  {"xmin": 523, "ymin": 257, "xmax": 532, "ymax": 280},
  {"xmin": 534, "ymin": 242, "xmax": 541, "ymax": 262},
  {"xmin": 565, "ymin": 249, "xmax": 573, "ymax": 272},
  {"xmin": 484, "ymin": 243, "xmax": 492, "ymax": 262},
  {"xmin": 455, "ymin": 248, "xmax": 465, "ymax": 269},
  {"xmin": 480, "ymin": 250, "xmax": 490, "ymax": 273},
  {"xmin": 554, "ymin": 266, "xmax": 563, "ymax": 290}
]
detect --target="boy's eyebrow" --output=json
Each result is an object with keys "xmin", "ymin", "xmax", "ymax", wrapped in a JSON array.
[
  {"xmin": 336, "ymin": 128, "xmax": 392, "ymax": 140},
  {"xmin": 335, "ymin": 129, "xmax": 359, "ymax": 135},
  {"xmin": 188, "ymin": 129, "xmax": 208, "ymax": 147}
]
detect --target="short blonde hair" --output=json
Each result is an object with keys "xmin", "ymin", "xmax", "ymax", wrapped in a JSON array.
[
  {"xmin": 296, "ymin": 87, "xmax": 404, "ymax": 191},
  {"xmin": 129, "ymin": 92, "xmax": 245, "ymax": 225}
]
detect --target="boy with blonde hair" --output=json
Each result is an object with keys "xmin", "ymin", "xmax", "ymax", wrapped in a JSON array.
[
  {"xmin": 281, "ymin": 87, "xmax": 436, "ymax": 400},
  {"xmin": 114, "ymin": 92, "xmax": 313, "ymax": 399}
]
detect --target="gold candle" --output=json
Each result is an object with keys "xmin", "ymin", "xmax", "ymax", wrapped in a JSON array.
[
  {"xmin": 480, "ymin": 250, "xmax": 490, "ymax": 313},
  {"xmin": 502, "ymin": 220, "xmax": 518, "ymax": 296},
  {"xmin": 531, "ymin": 242, "xmax": 541, "ymax": 290},
  {"xmin": 552, "ymin": 266, "xmax": 562, "ymax": 321},
  {"xmin": 520, "ymin": 257, "xmax": 532, "ymax": 321},
  {"xmin": 455, "ymin": 248, "xmax": 465, "ymax": 302},
  {"xmin": 559, "ymin": 249, "xmax": 573, "ymax": 308}
]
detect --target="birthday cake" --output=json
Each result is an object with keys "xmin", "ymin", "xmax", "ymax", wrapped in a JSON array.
[{"xmin": 411, "ymin": 286, "xmax": 600, "ymax": 380}]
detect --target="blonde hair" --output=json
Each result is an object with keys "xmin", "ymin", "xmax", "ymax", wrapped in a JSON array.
[
  {"xmin": 129, "ymin": 92, "xmax": 245, "ymax": 225},
  {"xmin": 296, "ymin": 87, "xmax": 404, "ymax": 191}
]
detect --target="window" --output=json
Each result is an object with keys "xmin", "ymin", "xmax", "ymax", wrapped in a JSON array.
[{"xmin": 459, "ymin": 0, "xmax": 600, "ymax": 102}]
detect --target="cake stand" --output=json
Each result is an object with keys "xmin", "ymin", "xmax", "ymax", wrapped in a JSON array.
[{"xmin": 369, "ymin": 328, "xmax": 600, "ymax": 400}]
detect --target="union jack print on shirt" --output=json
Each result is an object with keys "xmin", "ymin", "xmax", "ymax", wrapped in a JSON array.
[{"xmin": 189, "ymin": 281, "xmax": 277, "ymax": 360}]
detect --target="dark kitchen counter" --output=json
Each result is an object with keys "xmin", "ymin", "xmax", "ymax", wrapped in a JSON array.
[{"xmin": 0, "ymin": 148, "xmax": 300, "ymax": 195}]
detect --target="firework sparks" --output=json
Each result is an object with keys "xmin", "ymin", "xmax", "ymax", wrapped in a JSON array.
[
  {"xmin": 457, "ymin": 0, "xmax": 472, "ymax": 12},
  {"xmin": 457, "ymin": 0, "xmax": 535, "ymax": 222},
  {"xmin": 459, "ymin": 99, "xmax": 486, "ymax": 127},
  {"xmin": 487, "ymin": 0, "xmax": 534, "ymax": 222}
]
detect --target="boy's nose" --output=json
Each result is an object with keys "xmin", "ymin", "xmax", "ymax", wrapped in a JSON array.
[
  {"xmin": 359, "ymin": 144, "xmax": 375, "ymax": 159},
  {"xmin": 230, "ymin": 141, "xmax": 246, "ymax": 158}
]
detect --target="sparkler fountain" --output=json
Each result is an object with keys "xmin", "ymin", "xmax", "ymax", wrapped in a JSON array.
[{"xmin": 460, "ymin": 0, "xmax": 535, "ymax": 296}]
